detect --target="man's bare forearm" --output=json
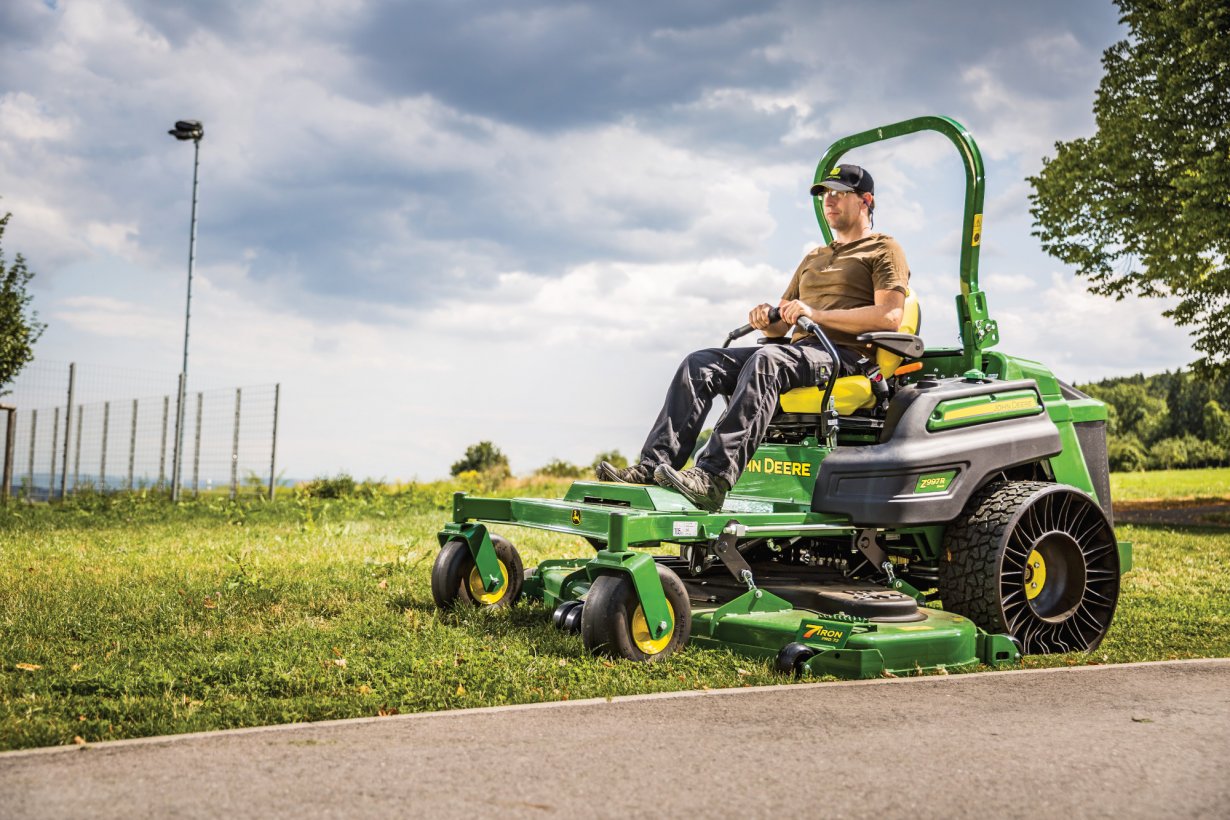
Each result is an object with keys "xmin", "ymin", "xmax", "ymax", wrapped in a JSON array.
[{"xmin": 812, "ymin": 303, "xmax": 902, "ymax": 334}]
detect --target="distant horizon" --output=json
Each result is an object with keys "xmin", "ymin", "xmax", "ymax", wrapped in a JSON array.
[{"xmin": 3, "ymin": 350, "xmax": 1208, "ymax": 484}]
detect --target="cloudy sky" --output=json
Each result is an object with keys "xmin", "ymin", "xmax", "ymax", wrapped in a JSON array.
[{"xmin": 0, "ymin": 0, "xmax": 1194, "ymax": 481}]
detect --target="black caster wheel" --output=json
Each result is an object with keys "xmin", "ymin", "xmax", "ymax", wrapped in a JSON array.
[
  {"xmin": 580, "ymin": 564, "xmax": 691, "ymax": 662},
  {"xmin": 552, "ymin": 599, "xmax": 583, "ymax": 631},
  {"xmin": 775, "ymin": 642, "xmax": 817, "ymax": 677},
  {"xmin": 430, "ymin": 534, "xmax": 524, "ymax": 611}
]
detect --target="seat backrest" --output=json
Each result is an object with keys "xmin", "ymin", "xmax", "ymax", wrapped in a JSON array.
[{"xmin": 875, "ymin": 289, "xmax": 920, "ymax": 378}]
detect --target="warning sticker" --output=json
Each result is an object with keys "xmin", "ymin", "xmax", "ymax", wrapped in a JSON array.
[
  {"xmin": 971, "ymin": 214, "xmax": 983, "ymax": 246},
  {"xmin": 672, "ymin": 521, "xmax": 699, "ymax": 537}
]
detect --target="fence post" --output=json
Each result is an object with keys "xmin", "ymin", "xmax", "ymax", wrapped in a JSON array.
[
  {"xmin": 193, "ymin": 392, "xmax": 203, "ymax": 497},
  {"xmin": 73, "ymin": 405, "xmax": 82, "ymax": 490},
  {"xmin": 128, "ymin": 398, "xmax": 138, "ymax": 491},
  {"xmin": 61, "ymin": 362, "xmax": 75, "ymax": 500},
  {"xmin": 27, "ymin": 409, "xmax": 36, "ymax": 500},
  {"xmin": 101, "ymin": 402, "xmax": 110, "ymax": 491},
  {"xmin": 171, "ymin": 372, "xmax": 185, "ymax": 502},
  {"xmin": 1, "ymin": 406, "xmax": 14, "ymax": 503},
  {"xmin": 268, "ymin": 384, "xmax": 280, "ymax": 500},
  {"xmin": 50, "ymin": 407, "xmax": 59, "ymax": 501},
  {"xmin": 230, "ymin": 388, "xmax": 241, "ymax": 499},
  {"xmin": 159, "ymin": 395, "xmax": 169, "ymax": 488}
]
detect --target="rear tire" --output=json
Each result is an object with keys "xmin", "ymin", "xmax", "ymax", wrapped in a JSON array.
[
  {"xmin": 580, "ymin": 564, "xmax": 691, "ymax": 662},
  {"xmin": 431, "ymin": 534, "xmax": 524, "ymax": 610},
  {"xmin": 939, "ymin": 481, "xmax": 1120, "ymax": 654}
]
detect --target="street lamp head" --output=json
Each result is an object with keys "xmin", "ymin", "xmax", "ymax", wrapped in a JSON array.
[{"xmin": 169, "ymin": 120, "xmax": 204, "ymax": 141}]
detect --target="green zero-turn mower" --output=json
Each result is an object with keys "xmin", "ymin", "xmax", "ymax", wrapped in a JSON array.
[{"xmin": 431, "ymin": 115, "xmax": 1132, "ymax": 679}]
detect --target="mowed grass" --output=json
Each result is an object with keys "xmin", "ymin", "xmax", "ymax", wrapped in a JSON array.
[
  {"xmin": 3, "ymin": 469, "xmax": 1230, "ymax": 751},
  {"xmin": 1111, "ymin": 466, "xmax": 1230, "ymax": 502},
  {"xmin": 0, "ymin": 486, "xmax": 786, "ymax": 751}
]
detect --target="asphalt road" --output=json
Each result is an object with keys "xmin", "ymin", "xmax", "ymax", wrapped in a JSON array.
[{"xmin": 2, "ymin": 658, "xmax": 1227, "ymax": 819}]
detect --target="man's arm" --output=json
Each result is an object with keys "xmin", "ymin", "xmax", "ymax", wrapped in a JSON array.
[{"xmin": 779, "ymin": 288, "xmax": 905, "ymax": 334}]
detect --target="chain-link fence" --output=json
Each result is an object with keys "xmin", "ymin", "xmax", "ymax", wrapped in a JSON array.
[{"xmin": 1, "ymin": 360, "xmax": 279, "ymax": 502}]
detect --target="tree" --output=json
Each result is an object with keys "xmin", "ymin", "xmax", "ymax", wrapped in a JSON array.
[
  {"xmin": 1028, "ymin": 0, "xmax": 1230, "ymax": 364},
  {"xmin": 450, "ymin": 441, "xmax": 510, "ymax": 478},
  {"xmin": 590, "ymin": 450, "xmax": 627, "ymax": 472},
  {"xmin": 1149, "ymin": 436, "xmax": 1191, "ymax": 470},
  {"xmin": 1202, "ymin": 399, "xmax": 1230, "ymax": 457},
  {"xmin": 1107, "ymin": 434, "xmax": 1148, "ymax": 472},
  {"xmin": 0, "ymin": 209, "xmax": 46, "ymax": 394},
  {"xmin": 536, "ymin": 458, "xmax": 587, "ymax": 479}
]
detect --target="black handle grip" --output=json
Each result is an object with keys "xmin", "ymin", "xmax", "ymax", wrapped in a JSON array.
[{"xmin": 723, "ymin": 307, "xmax": 782, "ymax": 348}]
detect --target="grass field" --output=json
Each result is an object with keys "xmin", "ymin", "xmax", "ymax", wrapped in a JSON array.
[
  {"xmin": 1111, "ymin": 467, "xmax": 1230, "ymax": 502},
  {"xmin": 2, "ymin": 469, "xmax": 1229, "ymax": 751}
]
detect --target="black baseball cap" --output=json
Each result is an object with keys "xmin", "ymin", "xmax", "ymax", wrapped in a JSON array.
[{"xmin": 810, "ymin": 164, "xmax": 874, "ymax": 196}]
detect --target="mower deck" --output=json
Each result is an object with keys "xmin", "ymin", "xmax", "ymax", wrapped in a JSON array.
[{"xmin": 525, "ymin": 553, "xmax": 1015, "ymax": 678}]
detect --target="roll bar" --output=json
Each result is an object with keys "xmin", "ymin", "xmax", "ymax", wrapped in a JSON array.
[{"xmin": 813, "ymin": 115, "xmax": 999, "ymax": 372}]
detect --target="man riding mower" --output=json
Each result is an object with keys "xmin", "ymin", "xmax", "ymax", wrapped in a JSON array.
[{"xmin": 431, "ymin": 115, "xmax": 1128, "ymax": 679}]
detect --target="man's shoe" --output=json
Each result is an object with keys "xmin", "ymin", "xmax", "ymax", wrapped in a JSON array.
[
  {"xmin": 653, "ymin": 465, "xmax": 729, "ymax": 512},
  {"xmin": 596, "ymin": 461, "xmax": 656, "ymax": 485}
]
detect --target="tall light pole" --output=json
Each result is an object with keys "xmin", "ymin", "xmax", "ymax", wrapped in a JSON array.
[{"xmin": 168, "ymin": 119, "xmax": 204, "ymax": 502}]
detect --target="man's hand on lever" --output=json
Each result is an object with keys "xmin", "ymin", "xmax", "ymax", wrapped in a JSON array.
[
  {"xmin": 749, "ymin": 303, "xmax": 776, "ymax": 330},
  {"xmin": 778, "ymin": 299, "xmax": 815, "ymax": 326}
]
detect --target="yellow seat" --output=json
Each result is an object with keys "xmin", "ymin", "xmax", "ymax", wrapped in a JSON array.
[{"xmin": 778, "ymin": 289, "xmax": 921, "ymax": 416}]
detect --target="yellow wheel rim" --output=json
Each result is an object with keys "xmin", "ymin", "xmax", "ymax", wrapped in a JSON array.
[
  {"xmin": 467, "ymin": 559, "xmax": 509, "ymax": 605},
  {"xmin": 630, "ymin": 599, "xmax": 676, "ymax": 655},
  {"xmin": 1024, "ymin": 549, "xmax": 1047, "ymax": 601}
]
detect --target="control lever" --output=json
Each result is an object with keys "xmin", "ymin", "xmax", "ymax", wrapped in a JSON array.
[{"xmin": 723, "ymin": 307, "xmax": 782, "ymax": 348}]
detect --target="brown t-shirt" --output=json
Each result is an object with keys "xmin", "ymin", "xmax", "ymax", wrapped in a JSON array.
[{"xmin": 781, "ymin": 232, "xmax": 911, "ymax": 349}]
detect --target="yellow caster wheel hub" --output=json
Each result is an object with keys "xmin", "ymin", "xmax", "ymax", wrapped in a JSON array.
[
  {"xmin": 631, "ymin": 600, "xmax": 676, "ymax": 655},
  {"xmin": 468, "ymin": 559, "xmax": 509, "ymax": 605}
]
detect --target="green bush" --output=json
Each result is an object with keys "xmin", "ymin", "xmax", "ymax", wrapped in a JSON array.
[
  {"xmin": 590, "ymin": 449, "xmax": 628, "ymax": 472},
  {"xmin": 1145, "ymin": 434, "xmax": 1226, "ymax": 470},
  {"xmin": 451, "ymin": 441, "xmax": 510, "ymax": 478},
  {"xmin": 537, "ymin": 458, "xmax": 587, "ymax": 479},
  {"xmin": 299, "ymin": 474, "xmax": 358, "ymax": 498},
  {"xmin": 1108, "ymin": 435, "xmax": 1148, "ymax": 472}
]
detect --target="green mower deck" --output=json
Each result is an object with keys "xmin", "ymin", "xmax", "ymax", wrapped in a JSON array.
[{"xmin": 437, "ymin": 479, "xmax": 1022, "ymax": 678}]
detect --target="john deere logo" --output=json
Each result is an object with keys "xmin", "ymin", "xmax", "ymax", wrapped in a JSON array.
[
  {"xmin": 827, "ymin": 167, "xmax": 841, "ymax": 178},
  {"xmin": 745, "ymin": 457, "xmax": 812, "ymax": 477},
  {"xmin": 571, "ymin": 510, "xmax": 582, "ymax": 525}
]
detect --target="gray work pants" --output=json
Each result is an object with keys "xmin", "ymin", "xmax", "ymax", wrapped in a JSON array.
[{"xmin": 638, "ymin": 342, "xmax": 838, "ymax": 487}]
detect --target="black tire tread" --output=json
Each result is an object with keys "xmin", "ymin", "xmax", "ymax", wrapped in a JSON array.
[
  {"xmin": 939, "ymin": 480, "xmax": 1119, "ymax": 653},
  {"xmin": 938, "ymin": 481, "xmax": 1050, "ymax": 633}
]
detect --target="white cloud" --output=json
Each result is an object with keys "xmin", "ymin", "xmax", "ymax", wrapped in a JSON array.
[
  {"xmin": 84, "ymin": 221, "xmax": 141, "ymax": 259},
  {"xmin": 0, "ymin": 92, "xmax": 74, "ymax": 142},
  {"xmin": 54, "ymin": 295, "xmax": 179, "ymax": 340},
  {"xmin": 995, "ymin": 272, "xmax": 1195, "ymax": 382}
]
